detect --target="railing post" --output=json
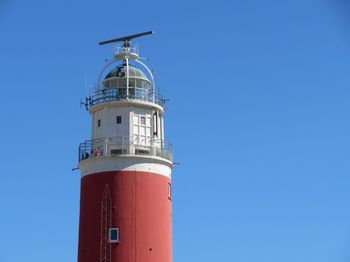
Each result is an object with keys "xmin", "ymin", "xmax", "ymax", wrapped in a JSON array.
[{"xmin": 105, "ymin": 137, "xmax": 109, "ymax": 157}]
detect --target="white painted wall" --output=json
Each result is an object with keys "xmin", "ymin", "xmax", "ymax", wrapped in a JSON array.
[
  {"xmin": 92, "ymin": 107, "xmax": 130, "ymax": 139},
  {"xmin": 92, "ymin": 106, "xmax": 164, "ymax": 142}
]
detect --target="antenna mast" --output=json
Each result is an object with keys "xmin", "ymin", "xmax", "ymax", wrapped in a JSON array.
[{"xmin": 98, "ymin": 31, "xmax": 155, "ymax": 98}]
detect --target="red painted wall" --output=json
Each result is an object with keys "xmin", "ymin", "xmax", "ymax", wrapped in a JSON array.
[{"xmin": 77, "ymin": 171, "xmax": 172, "ymax": 262}]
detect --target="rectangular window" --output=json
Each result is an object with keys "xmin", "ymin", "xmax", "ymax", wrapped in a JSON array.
[
  {"xmin": 116, "ymin": 116, "xmax": 122, "ymax": 124},
  {"xmin": 153, "ymin": 112, "xmax": 158, "ymax": 137},
  {"xmin": 168, "ymin": 183, "xmax": 172, "ymax": 200},
  {"xmin": 140, "ymin": 116, "xmax": 146, "ymax": 125},
  {"xmin": 97, "ymin": 119, "xmax": 101, "ymax": 127},
  {"xmin": 108, "ymin": 228, "xmax": 119, "ymax": 243}
]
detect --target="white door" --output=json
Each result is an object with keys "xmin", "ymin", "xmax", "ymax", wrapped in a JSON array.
[{"xmin": 133, "ymin": 114, "xmax": 152, "ymax": 146}]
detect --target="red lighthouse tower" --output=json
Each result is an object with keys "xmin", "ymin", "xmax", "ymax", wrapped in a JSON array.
[{"xmin": 77, "ymin": 32, "xmax": 173, "ymax": 262}]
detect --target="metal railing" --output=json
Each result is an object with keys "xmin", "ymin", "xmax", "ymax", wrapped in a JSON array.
[
  {"xmin": 114, "ymin": 46, "xmax": 139, "ymax": 56},
  {"xmin": 79, "ymin": 136, "xmax": 173, "ymax": 162},
  {"xmin": 84, "ymin": 88, "xmax": 164, "ymax": 110}
]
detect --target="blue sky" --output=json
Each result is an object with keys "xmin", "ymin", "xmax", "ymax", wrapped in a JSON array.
[{"xmin": 0, "ymin": 0, "xmax": 350, "ymax": 261}]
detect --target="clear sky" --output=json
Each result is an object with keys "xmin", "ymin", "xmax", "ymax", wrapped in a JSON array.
[{"xmin": 0, "ymin": 0, "xmax": 350, "ymax": 261}]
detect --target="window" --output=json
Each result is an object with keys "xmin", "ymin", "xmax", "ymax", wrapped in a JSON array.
[
  {"xmin": 168, "ymin": 183, "xmax": 172, "ymax": 200},
  {"xmin": 116, "ymin": 116, "xmax": 122, "ymax": 124},
  {"xmin": 153, "ymin": 112, "xmax": 158, "ymax": 137},
  {"xmin": 97, "ymin": 119, "xmax": 101, "ymax": 127},
  {"xmin": 108, "ymin": 228, "xmax": 119, "ymax": 243},
  {"xmin": 140, "ymin": 116, "xmax": 146, "ymax": 125}
]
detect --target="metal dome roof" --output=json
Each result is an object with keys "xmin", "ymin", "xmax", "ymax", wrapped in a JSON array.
[{"xmin": 105, "ymin": 64, "xmax": 149, "ymax": 81}]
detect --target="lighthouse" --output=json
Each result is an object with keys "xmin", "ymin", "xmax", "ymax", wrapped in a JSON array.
[{"xmin": 77, "ymin": 31, "xmax": 173, "ymax": 262}]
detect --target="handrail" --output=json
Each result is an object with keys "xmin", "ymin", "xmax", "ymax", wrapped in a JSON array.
[
  {"xmin": 84, "ymin": 87, "xmax": 164, "ymax": 110},
  {"xmin": 79, "ymin": 136, "xmax": 172, "ymax": 162}
]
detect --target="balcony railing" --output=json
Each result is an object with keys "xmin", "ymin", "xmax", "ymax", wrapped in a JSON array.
[
  {"xmin": 84, "ymin": 88, "xmax": 164, "ymax": 110},
  {"xmin": 79, "ymin": 136, "xmax": 173, "ymax": 162}
]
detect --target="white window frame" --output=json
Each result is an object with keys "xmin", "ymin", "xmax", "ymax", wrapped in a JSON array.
[
  {"xmin": 140, "ymin": 116, "xmax": 146, "ymax": 125},
  {"xmin": 108, "ymin": 228, "xmax": 119, "ymax": 243}
]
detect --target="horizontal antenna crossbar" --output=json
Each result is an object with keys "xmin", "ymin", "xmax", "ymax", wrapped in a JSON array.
[{"xmin": 99, "ymin": 31, "xmax": 154, "ymax": 45}]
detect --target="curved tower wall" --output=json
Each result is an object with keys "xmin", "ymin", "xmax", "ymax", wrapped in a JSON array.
[{"xmin": 78, "ymin": 169, "xmax": 172, "ymax": 262}]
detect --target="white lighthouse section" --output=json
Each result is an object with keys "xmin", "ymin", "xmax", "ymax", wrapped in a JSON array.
[
  {"xmin": 91, "ymin": 102, "xmax": 164, "ymax": 141},
  {"xmin": 91, "ymin": 97, "xmax": 164, "ymax": 140},
  {"xmin": 78, "ymin": 46, "xmax": 172, "ymax": 178}
]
